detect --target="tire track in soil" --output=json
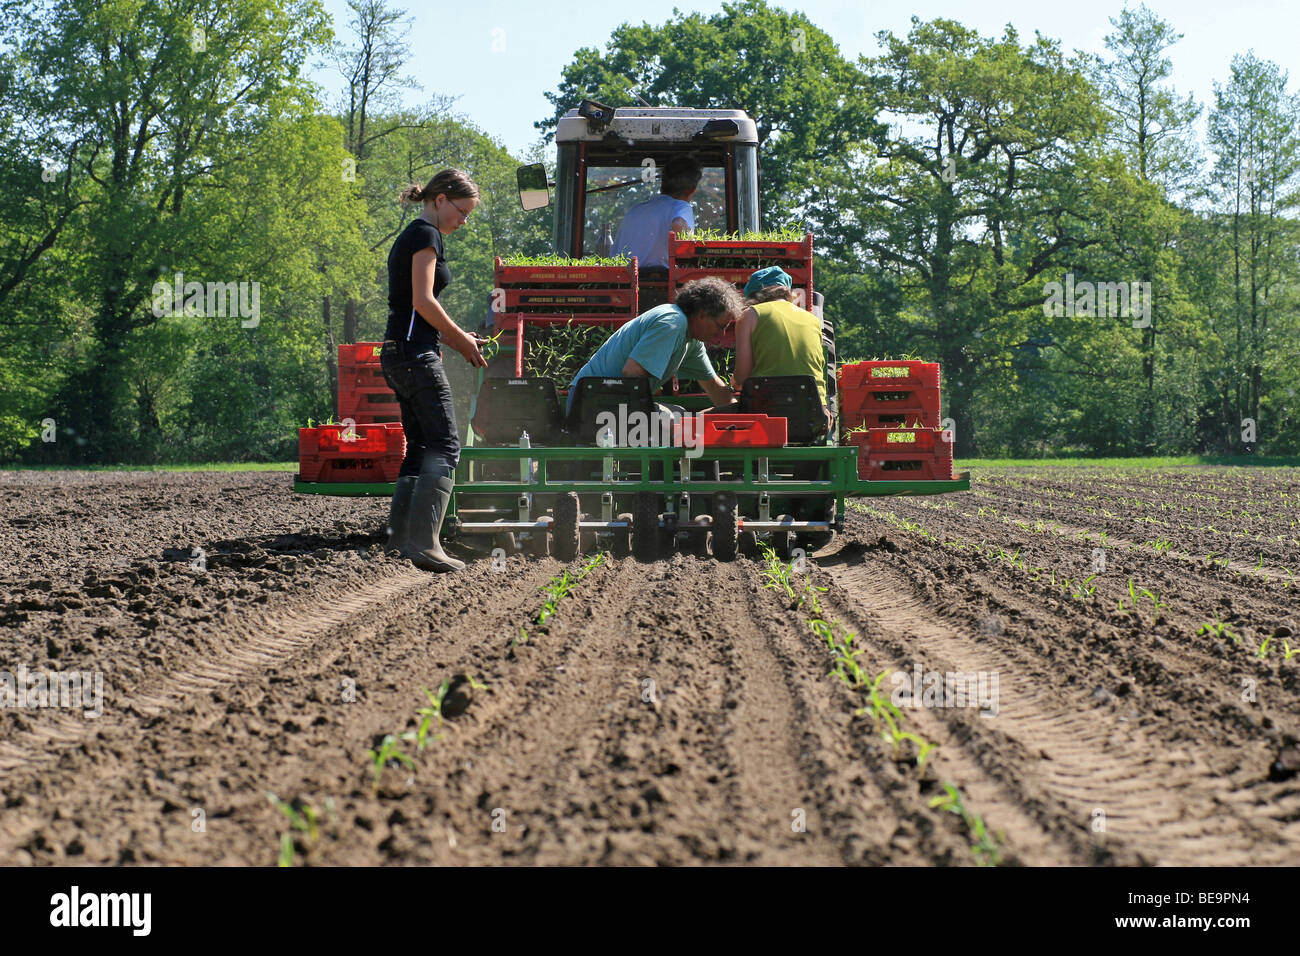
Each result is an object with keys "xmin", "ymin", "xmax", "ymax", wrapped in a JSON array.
[
  {"xmin": 0, "ymin": 555, "xmax": 565, "ymax": 864},
  {"xmin": 863, "ymin": 496, "xmax": 1300, "ymax": 730},
  {"xmin": 816, "ymin": 537, "xmax": 1297, "ymax": 866},
  {"xmin": 743, "ymin": 577, "xmax": 982, "ymax": 865},
  {"xmin": 0, "ymin": 566, "xmax": 430, "ymax": 773},
  {"xmin": 407, "ymin": 557, "xmax": 852, "ymax": 865}
]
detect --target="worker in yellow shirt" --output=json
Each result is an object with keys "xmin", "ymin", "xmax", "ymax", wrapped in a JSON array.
[{"xmin": 728, "ymin": 266, "xmax": 832, "ymax": 438}]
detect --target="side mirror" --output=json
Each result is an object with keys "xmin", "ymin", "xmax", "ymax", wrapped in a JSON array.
[{"xmin": 517, "ymin": 163, "xmax": 550, "ymax": 211}]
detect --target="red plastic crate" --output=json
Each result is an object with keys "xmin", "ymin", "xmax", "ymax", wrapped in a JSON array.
[
  {"xmin": 842, "ymin": 407, "xmax": 940, "ymax": 432},
  {"xmin": 494, "ymin": 258, "xmax": 639, "ymax": 288},
  {"xmin": 863, "ymin": 426, "xmax": 949, "ymax": 452},
  {"xmin": 839, "ymin": 360, "xmax": 940, "ymax": 391},
  {"xmin": 844, "ymin": 430, "xmax": 953, "ymax": 480},
  {"xmin": 338, "ymin": 389, "xmax": 400, "ymax": 422},
  {"xmin": 840, "ymin": 387, "xmax": 941, "ymax": 429},
  {"xmin": 673, "ymin": 413, "xmax": 788, "ymax": 448},
  {"xmin": 493, "ymin": 257, "xmax": 639, "ymax": 316},
  {"xmin": 342, "ymin": 365, "xmax": 388, "ymax": 389},
  {"xmin": 298, "ymin": 423, "xmax": 405, "ymax": 483},
  {"xmin": 669, "ymin": 233, "xmax": 814, "ymax": 265},
  {"xmin": 338, "ymin": 342, "xmax": 384, "ymax": 368}
]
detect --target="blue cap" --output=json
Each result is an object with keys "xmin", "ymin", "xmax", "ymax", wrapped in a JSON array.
[{"xmin": 744, "ymin": 266, "xmax": 792, "ymax": 298}]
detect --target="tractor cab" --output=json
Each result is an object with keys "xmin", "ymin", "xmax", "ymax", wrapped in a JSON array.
[{"xmin": 518, "ymin": 103, "xmax": 761, "ymax": 304}]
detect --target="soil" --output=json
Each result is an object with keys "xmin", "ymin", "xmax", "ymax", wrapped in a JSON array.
[{"xmin": 1, "ymin": 465, "xmax": 1298, "ymax": 865}]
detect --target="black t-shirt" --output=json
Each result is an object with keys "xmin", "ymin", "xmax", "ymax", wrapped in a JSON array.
[{"xmin": 385, "ymin": 216, "xmax": 451, "ymax": 348}]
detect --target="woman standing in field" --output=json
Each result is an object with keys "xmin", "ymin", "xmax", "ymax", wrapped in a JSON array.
[{"xmin": 381, "ymin": 169, "xmax": 488, "ymax": 573}]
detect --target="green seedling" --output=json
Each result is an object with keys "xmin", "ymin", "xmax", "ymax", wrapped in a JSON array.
[
  {"xmin": 278, "ymin": 832, "xmax": 295, "ymax": 867},
  {"xmin": 1071, "ymin": 574, "xmax": 1098, "ymax": 601},
  {"xmin": 1198, "ymin": 614, "xmax": 1240, "ymax": 645},
  {"xmin": 1139, "ymin": 587, "xmax": 1167, "ymax": 611},
  {"xmin": 267, "ymin": 792, "xmax": 321, "ymax": 867},
  {"xmin": 365, "ymin": 734, "xmax": 415, "ymax": 786},
  {"xmin": 1258, "ymin": 636, "xmax": 1273, "ymax": 659},
  {"xmin": 760, "ymin": 546, "xmax": 796, "ymax": 599},
  {"xmin": 797, "ymin": 579, "xmax": 827, "ymax": 613},
  {"xmin": 929, "ymin": 781, "xmax": 1003, "ymax": 866},
  {"xmin": 681, "ymin": 225, "xmax": 806, "ymax": 242},
  {"xmin": 404, "ymin": 681, "xmax": 451, "ymax": 750},
  {"xmin": 534, "ymin": 553, "xmax": 605, "ymax": 628},
  {"xmin": 499, "ymin": 253, "xmax": 631, "ymax": 266},
  {"xmin": 1283, "ymin": 640, "xmax": 1297, "ymax": 662}
]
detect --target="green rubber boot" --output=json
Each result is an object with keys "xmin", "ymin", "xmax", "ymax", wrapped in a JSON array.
[
  {"xmin": 386, "ymin": 475, "xmax": 417, "ymax": 554},
  {"xmin": 405, "ymin": 472, "xmax": 465, "ymax": 573}
]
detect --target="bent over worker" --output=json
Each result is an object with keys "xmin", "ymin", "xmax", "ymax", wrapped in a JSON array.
[
  {"xmin": 565, "ymin": 276, "xmax": 743, "ymax": 422},
  {"xmin": 730, "ymin": 266, "xmax": 831, "ymax": 436}
]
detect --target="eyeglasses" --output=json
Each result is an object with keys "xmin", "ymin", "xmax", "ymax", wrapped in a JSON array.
[{"xmin": 441, "ymin": 197, "xmax": 473, "ymax": 222}]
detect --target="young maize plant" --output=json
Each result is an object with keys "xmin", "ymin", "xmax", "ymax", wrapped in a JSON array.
[
  {"xmin": 266, "ymin": 792, "xmax": 322, "ymax": 867},
  {"xmin": 929, "ymin": 781, "xmax": 1004, "ymax": 867},
  {"xmin": 365, "ymin": 734, "xmax": 415, "ymax": 788}
]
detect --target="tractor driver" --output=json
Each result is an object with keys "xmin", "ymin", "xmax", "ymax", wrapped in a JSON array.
[
  {"xmin": 612, "ymin": 155, "xmax": 703, "ymax": 274},
  {"xmin": 566, "ymin": 277, "xmax": 743, "ymax": 426}
]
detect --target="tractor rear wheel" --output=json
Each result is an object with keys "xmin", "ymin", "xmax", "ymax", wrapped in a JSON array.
[
  {"xmin": 712, "ymin": 492, "xmax": 739, "ymax": 561},
  {"xmin": 553, "ymin": 493, "xmax": 580, "ymax": 562},
  {"xmin": 633, "ymin": 492, "xmax": 660, "ymax": 562}
]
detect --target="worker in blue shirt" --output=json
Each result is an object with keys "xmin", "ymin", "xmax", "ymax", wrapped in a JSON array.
[{"xmin": 566, "ymin": 277, "xmax": 742, "ymax": 421}]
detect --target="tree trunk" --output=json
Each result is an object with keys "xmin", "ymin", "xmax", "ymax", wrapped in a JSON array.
[
  {"xmin": 344, "ymin": 298, "xmax": 360, "ymax": 344},
  {"xmin": 323, "ymin": 294, "xmax": 338, "ymax": 419}
]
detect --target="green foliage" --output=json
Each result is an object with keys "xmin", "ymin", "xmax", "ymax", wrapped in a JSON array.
[
  {"xmin": 499, "ymin": 254, "xmax": 630, "ymax": 267},
  {"xmin": 536, "ymin": 0, "xmax": 883, "ymax": 225},
  {"xmin": 4, "ymin": 2, "xmax": 1299, "ymax": 463}
]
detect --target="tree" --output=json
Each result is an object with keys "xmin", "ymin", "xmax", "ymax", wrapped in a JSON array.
[
  {"xmin": 1093, "ymin": 4, "xmax": 1201, "ymax": 450},
  {"xmin": 7, "ymin": 0, "xmax": 332, "ymax": 460},
  {"xmin": 1207, "ymin": 53, "xmax": 1300, "ymax": 452},
  {"xmin": 537, "ymin": 0, "xmax": 883, "ymax": 227},
  {"xmin": 811, "ymin": 18, "xmax": 1109, "ymax": 455}
]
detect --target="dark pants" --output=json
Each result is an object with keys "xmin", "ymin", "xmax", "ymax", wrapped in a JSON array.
[{"xmin": 381, "ymin": 342, "xmax": 461, "ymax": 478}]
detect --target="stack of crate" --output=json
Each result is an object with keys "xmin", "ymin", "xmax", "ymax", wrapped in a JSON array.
[
  {"xmin": 492, "ymin": 257, "xmax": 640, "ymax": 379},
  {"xmin": 843, "ymin": 426, "xmax": 953, "ymax": 481},
  {"xmin": 298, "ymin": 343, "xmax": 405, "ymax": 484},
  {"xmin": 838, "ymin": 360, "xmax": 950, "ymax": 480},
  {"xmin": 337, "ymin": 342, "xmax": 399, "ymax": 424}
]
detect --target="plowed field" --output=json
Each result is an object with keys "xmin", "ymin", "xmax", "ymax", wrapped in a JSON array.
[{"xmin": 2, "ymin": 466, "xmax": 1298, "ymax": 865}]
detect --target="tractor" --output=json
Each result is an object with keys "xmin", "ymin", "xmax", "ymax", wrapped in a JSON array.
[{"xmin": 295, "ymin": 103, "xmax": 970, "ymax": 561}]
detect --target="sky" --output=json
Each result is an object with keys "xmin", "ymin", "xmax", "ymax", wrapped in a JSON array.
[{"xmin": 303, "ymin": 0, "xmax": 1299, "ymax": 158}]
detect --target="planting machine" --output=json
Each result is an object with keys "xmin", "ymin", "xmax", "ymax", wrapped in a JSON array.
[{"xmin": 295, "ymin": 103, "xmax": 970, "ymax": 560}]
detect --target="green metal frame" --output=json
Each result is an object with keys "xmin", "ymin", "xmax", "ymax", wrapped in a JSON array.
[{"xmin": 293, "ymin": 444, "xmax": 970, "ymax": 498}]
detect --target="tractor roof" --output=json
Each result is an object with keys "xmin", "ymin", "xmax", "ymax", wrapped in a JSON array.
[{"xmin": 555, "ymin": 107, "xmax": 759, "ymax": 145}]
